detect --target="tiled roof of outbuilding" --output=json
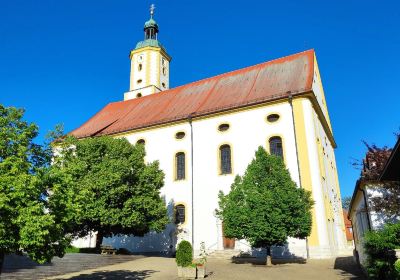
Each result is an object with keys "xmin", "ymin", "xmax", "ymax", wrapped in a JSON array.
[{"xmin": 70, "ymin": 49, "xmax": 315, "ymax": 138}]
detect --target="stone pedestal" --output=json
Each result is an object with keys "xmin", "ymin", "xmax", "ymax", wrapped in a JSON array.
[
  {"xmin": 197, "ymin": 264, "xmax": 206, "ymax": 278},
  {"xmin": 177, "ymin": 266, "xmax": 196, "ymax": 279}
]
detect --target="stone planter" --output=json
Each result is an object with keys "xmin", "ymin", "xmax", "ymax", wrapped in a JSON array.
[
  {"xmin": 196, "ymin": 264, "xmax": 206, "ymax": 278},
  {"xmin": 177, "ymin": 266, "xmax": 197, "ymax": 279}
]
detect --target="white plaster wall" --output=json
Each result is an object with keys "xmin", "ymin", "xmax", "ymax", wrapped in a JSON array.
[
  {"xmin": 105, "ymin": 101, "xmax": 315, "ymax": 257},
  {"xmin": 349, "ymin": 191, "xmax": 368, "ymax": 265},
  {"xmin": 317, "ymin": 121, "xmax": 347, "ymax": 252},
  {"xmin": 302, "ymin": 99, "xmax": 330, "ymax": 253},
  {"xmin": 149, "ymin": 51, "xmax": 158, "ymax": 87},
  {"xmin": 130, "ymin": 52, "xmax": 147, "ymax": 91},
  {"xmin": 71, "ymin": 232, "xmax": 96, "ymax": 248},
  {"xmin": 159, "ymin": 55, "xmax": 169, "ymax": 90},
  {"xmin": 366, "ymin": 186, "xmax": 400, "ymax": 230}
]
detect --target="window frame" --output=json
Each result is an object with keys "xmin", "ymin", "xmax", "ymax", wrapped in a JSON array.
[
  {"xmin": 266, "ymin": 113, "xmax": 281, "ymax": 123},
  {"xmin": 174, "ymin": 203, "xmax": 186, "ymax": 225},
  {"xmin": 268, "ymin": 136, "xmax": 285, "ymax": 161},
  {"xmin": 219, "ymin": 144, "xmax": 233, "ymax": 175},
  {"xmin": 175, "ymin": 151, "xmax": 186, "ymax": 181}
]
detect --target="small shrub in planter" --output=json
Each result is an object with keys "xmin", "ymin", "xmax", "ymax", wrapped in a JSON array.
[
  {"xmin": 176, "ymin": 240, "xmax": 196, "ymax": 279},
  {"xmin": 176, "ymin": 240, "xmax": 193, "ymax": 267}
]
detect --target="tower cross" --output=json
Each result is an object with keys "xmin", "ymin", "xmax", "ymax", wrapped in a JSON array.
[{"xmin": 150, "ymin": 4, "xmax": 155, "ymax": 18}]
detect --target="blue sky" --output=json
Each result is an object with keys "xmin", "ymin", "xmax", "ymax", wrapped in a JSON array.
[{"xmin": 1, "ymin": 0, "xmax": 399, "ymax": 198}]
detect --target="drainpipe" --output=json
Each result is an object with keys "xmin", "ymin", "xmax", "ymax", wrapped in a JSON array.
[
  {"xmin": 360, "ymin": 184, "xmax": 372, "ymax": 231},
  {"xmin": 188, "ymin": 115, "xmax": 195, "ymax": 254},
  {"xmin": 288, "ymin": 94, "xmax": 310, "ymax": 259}
]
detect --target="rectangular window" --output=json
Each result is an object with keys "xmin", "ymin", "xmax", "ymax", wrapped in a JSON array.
[
  {"xmin": 175, "ymin": 204, "xmax": 185, "ymax": 224},
  {"xmin": 176, "ymin": 152, "xmax": 185, "ymax": 180},
  {"xmin": 220, "ymin": 145, "xmax": 232, "ymax": 174}
]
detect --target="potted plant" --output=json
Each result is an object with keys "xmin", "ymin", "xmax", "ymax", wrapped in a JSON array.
[
  {"xmin": 176, "ymin": 240, "xmax": 196, "ymax": 279},
  {"xmin": 195, "ymin": 242, "xmax": 208, "ymax": 279}
]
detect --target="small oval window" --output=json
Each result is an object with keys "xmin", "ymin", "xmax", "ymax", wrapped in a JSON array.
[
  {"xmin": 137, "ymin": 79, "xmax": 142, "ymax": 84},
  {"xmin": 175, "ymin": 132, "xmax": 185, "ymax": 139},
  {"xmin": 162, "ymin": 82, "xmax": 166, "ymax": 88},
  {"xmin": 136, "ymin": 139, "xmax": 145, "ymax": 145},
  {"xmin": 267, "ymin": 114, "xmax": 280, "ymax": 123},
  {"xmin": 136, "ymin": 93, "xmax": 142, "ymax": 98},
  {"xmin": 218, "ymin": 123, "xmax": 230, "ymax": 132}
]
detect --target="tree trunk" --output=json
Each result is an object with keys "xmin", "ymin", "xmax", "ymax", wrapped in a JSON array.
[
  {"xmin": 95, "ymin": 232, "xmax": 104, "ymax": 253},
  {"xmin": 0, "ymin": 251, "xmax": 4, "ymax": 275},
  {"xmin": 266, "ymin": 246, "xmax": 272, "ymax": 266}
]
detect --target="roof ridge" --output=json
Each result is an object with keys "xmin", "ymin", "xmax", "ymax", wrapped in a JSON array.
[
  {"xmin": 115, "ymin": 49, "xmax": 315, "ymax": 105},
  {"xmin": 167, "ymin": 49, "xmax": 315, "ymax": 93},
  {"xmin": 71, "ymin": 49, "xmax": 315, "ymax": 139}
]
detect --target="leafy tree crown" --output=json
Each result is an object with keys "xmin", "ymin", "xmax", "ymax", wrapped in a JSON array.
[{"xmin": 218, "ymin": 146, "xmax": 314, "ymax": 248}]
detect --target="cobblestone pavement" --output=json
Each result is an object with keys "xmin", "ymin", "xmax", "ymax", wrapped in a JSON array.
[
  {"xmin": 1, "ymin": 253, "xmax": 143, "ymax": 280},
  {"xmin": 42, "ymin": 255, "xmax": 366, "ymax": 280}
]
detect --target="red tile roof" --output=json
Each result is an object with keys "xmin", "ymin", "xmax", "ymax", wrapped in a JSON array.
[{"xmin": 71, "ymin": 49, "xmax": 315, "ymax": 138}]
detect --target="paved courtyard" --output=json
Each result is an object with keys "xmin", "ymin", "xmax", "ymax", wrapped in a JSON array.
[
  {"xmin": 1, "ymin": 253, "xmax": 142, "ymax": 280},
  {"xmin": 1, "ymin": 254, "xmax": 365, "ymax": 280}
]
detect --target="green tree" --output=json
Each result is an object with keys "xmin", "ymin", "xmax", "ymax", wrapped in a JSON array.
[
  {"xmin": 0, "ymin": 105, "xmax": 70, "ymax": 274},
  {"xmin": 50, "ymin": 135, "xmax": 169, "ymax": 249},
  {"xmin": 342, "ymin": 196, "xmax": 352, "ymax": 210},
  {"xmin": 217, "ymin": 146, "xmax": 313, "ymax": 264}
]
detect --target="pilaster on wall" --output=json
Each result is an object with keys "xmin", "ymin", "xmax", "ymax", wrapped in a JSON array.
[{"xmin": 292, "ymin": 97, "xmax": 327, "ymax": 247}]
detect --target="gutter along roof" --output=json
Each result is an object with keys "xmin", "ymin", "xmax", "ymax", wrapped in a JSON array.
[{"xmin": 71, "ymin": 49, "xmax": 316, "ymax": 138}]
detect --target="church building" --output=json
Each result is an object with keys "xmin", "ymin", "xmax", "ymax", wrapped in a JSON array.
[{"xmin": 71, "ymin": 6, "xmax": 347, "ymax": 258}]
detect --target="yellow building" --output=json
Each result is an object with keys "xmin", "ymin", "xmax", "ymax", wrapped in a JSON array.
[{"xmin": 71, "ymin": 6, "xmax": 347, "ymax": 258}]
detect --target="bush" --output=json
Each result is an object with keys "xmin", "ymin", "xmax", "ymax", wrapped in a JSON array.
[
  {"xmin": 395, "ymin": 260, "xmax": 400, "ymax": 275},
  {"xmin": 364, "ymin": 223, "xmax": 400, "ymax": 280},
  {"xmin": 65, "ymin": 246, "xmax": 80, "ymax": 253},
  {"xmin": 176, "ymin": 240, "xmax": 193, "ymax": 267}
]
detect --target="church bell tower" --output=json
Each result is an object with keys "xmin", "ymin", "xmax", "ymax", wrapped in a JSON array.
[{"xmin": 124, "ymin": 4, "xmax": 172, "ymax": 101}]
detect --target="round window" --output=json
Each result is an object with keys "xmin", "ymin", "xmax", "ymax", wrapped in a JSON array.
[
  {"xmin": 136, "ymin": 139, "xmax": 145, "ymax": 145},
  {"xmin": 267, "ymin": 114, "xmax": 280, "ymax": 123},
  {"xmin": 175, "ymin": 132, "xmax": 185, "ymax": 139},
  {"xmin": 218, "ymin": 123, "xmax": 230, "ymax": 132}
]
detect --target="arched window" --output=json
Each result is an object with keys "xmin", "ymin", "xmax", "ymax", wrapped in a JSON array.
[
  {"xmin": 138, "ymin": 63, "xmax": 142, "ymax": 71},
  {"xmin": 175, "ymin": 152, "xmax": 185, "ymax": 180},
  {"xmin": 175, "ymin": 204, "xmax": 185, "ymax": 224},
  {"xmin": 220, "ymin": 145, "xmax": 232, "ymax": 174},
  {"xmin": 269, "ymin": 136, "xmax": 283, "ymax": 159},
  {"xmin": 136, "ymin": 139, "xmax": 145, "ymax": 145}
]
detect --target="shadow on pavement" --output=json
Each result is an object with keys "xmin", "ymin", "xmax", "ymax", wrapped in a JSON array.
[
  {"xmin": 2, "ymin": 254, "xmax": 53, "ymax": 271},
  {"xmin": 52, "ymin": 269, "xmax": 158, "ymax": 280},
  {"xmin": 334, "ymin": 256, "xmax": 366, "ymax": 280},
  {"xmin": 231, "ymin": 256, "xmax": 306, "ymax": 266}
]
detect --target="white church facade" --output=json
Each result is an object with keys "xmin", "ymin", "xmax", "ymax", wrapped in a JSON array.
[{"xmin": 71, "ymin": 7, "xmax": 347, "ymax": 259}]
